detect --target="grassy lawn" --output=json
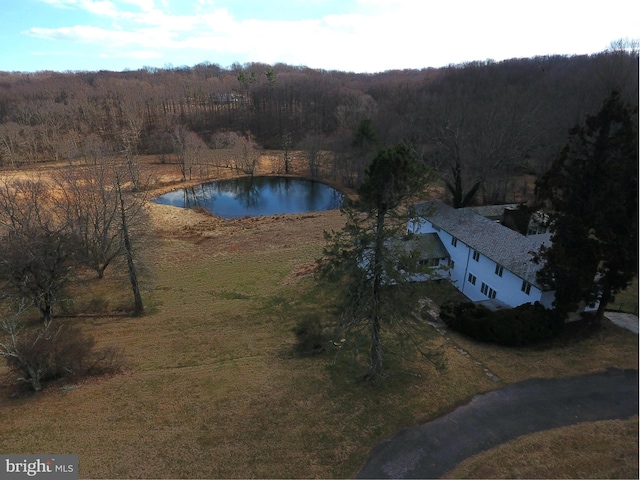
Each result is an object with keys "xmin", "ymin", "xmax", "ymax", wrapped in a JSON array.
[
  {"xmin": 443, "ymin": 315, "xmax": 639, "ymax": 385},
  {"xmin": 609, "ymin": 277, "xmax": 639, "ymax": 314},
  {"xmin": 444, "ymin": 416, "xmax": 639, "ymax": 479},
  {"xmin": 0, "ymin": 202, "xmax": 638, "ymax": 478}
]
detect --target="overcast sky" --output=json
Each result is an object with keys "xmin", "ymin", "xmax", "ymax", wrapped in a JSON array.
[{"xmin": 0, "ymin": 0, "xmax": 638, "ymax": 73}]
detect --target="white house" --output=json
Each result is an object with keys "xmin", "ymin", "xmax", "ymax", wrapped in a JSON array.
[{"xmin": 407, "ymin": 200, "xmax": 555, "ymax": 311}]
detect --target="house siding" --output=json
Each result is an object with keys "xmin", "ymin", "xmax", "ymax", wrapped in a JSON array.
[{"xmin": 409, "ymin": 202, "xmax": 552, "ymax": 309}]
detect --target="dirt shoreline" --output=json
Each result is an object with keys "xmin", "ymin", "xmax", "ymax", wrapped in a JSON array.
[{"xmin": 0, "ymin": 154, "xmax": 352, "ymax": 243}]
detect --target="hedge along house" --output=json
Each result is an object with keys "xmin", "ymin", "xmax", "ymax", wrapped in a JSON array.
[{"xmin": 407, "ymin": 200, "xmax": 556, "ymax": 311}]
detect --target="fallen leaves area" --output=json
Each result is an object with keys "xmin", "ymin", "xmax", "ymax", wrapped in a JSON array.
[{"xmin": 149, "ymin": 200, "xmax": 344, "ymax": 256}]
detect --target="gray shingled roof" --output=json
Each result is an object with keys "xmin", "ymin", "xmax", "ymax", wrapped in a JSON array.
[
  {"xmin": 388, "ymin": 233, "xmax": 449, "ymax": 259},
  {"xmin": 466, "ymin": 204, "xmax": 519, "ymax": 220},
  {"xmin": 412, "ymin": 200, "xmax": 546, "ymax": 287}
]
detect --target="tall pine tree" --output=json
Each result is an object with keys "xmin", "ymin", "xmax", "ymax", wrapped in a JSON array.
[
  {"xmin": 536, "ymin": 91, "xmax": 638, "ymax": 319},
  {"xmin": 319, "ymin": 143, "xmax": 438, "ymax": 380}
]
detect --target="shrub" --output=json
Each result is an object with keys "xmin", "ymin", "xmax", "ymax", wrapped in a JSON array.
[
  {"xmin": 440, "ymin": 301, "xmax": 494, "ymax": 342},
  {"xmin": 440, "ymin": 301, "xmax": 563, "ymax": 347},
  {"xmin": 293, "ymin": 314, "xmax": 328, "ymax": 355},
  {"xmin": 0, "ymin": 319, "xmax": 125, "ymax": 392}
]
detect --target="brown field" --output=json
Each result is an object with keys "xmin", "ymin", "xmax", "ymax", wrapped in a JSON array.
[
  {"xmin": 0, "ymin": 156, "xmax": 637, "ymax": 479},
  {"xmin": 444, "ymin": 417, "xmax": 639, "ymax": 479}
]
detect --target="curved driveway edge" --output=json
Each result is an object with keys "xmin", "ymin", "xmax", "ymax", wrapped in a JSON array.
[
  {"xmin": 606, "ymin": 312, "xmax": 639, "ymax": 334},
  {"xmin": 355, "ymin": 368, "xmax": 639, "ymax": 479}
]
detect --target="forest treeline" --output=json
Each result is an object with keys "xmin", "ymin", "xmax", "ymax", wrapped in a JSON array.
[{"xmin": 0, "ymin": 43, "xmax": 637, "ymax": 204}]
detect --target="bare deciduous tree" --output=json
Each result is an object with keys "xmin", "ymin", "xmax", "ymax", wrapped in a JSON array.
[
  {"xmin": 119, "ymin": 103, "xmax": 144, "ymax": 190},
  {"xmin": 0, "ymin": 177, "xmax": 77, "ymax": 324},
  {"xmin": 114, "ymin": 169, "xmax": 147, "ymax": 316},
  {"xmin": 54, "ymin": 163, "xmax": 122, "ymax": 279},
  {"xmin": 171, "ymin": 124, "xmax": 208, "ymax": 181},
  {"xmin": 300, "ymin": 132, "xmax": 326, "ymax": 178},
  {"xmin": 233, "ymin": 132, "xmax": 261, "ymax": 176},
  {"xmin": 281, "ymin": 130, "xmax": 293, "ymax": 174},
  {"xmin": 0, "ymin": 122, "xmax": 24, "ymax": 167}
]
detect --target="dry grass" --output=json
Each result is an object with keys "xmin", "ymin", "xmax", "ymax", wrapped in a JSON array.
[
  {"xmin": 441, "ymin": 317, "xmax": 638, "ymax": 385},
  {"xmin": 443, "ymin": 417, "xmax": 639, "ymax": 479},
  {"xmin": 0, "ymin": 158, "xmax": 638, "ymax": 479},
  {"xmin": 0, "ymin": 230, "xmax": 494, "ymax": 478},
  {"xmin": 611, "ymin": 277, "xmax": 639, "ymax": 314}
]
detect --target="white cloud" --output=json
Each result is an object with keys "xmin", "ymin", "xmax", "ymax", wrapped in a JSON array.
[
  {"xmin": 81, "ymin": 0, "xmax": 118, "ymax": 16},
  {"xmin": 26, "ymin": 24, "xmax": 180, "ymax": 50},
  {"xmin": 28, "ymin": 25, "xmax": 132, "ymax": 46},
  {"xmin": 40, "ymin": 0, "xmax": 119, "ymax": 16},
  {"xmin": 26, "ymin": 0, "xmax": 640, "ymax": 72},
  {"xmin": 99, "ymin": 49, "xmax": 163, "ymax": 59},
  {"xmin": 38, "ymin": 0, "xmax": 80, "ymax": 7},
  {"xmin": 199, "ymin": 8, "xmax": 239, "ymax": 34},
  {"xmin": 120, "ymin": 0, "xmax": 156, "ymax": 11}
]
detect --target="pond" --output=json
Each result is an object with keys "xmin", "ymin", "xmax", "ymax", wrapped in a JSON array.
[{"xmin": 152, "ymin": 176, "xmax": 345, "ymax": 219}]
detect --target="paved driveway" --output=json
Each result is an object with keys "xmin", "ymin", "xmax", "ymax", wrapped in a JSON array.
[
  {"xmin": 606, "ymin": 312, "xmax": 639, "ymax": 334},
  {"xmin": 355, "ymin": 368, "xmax": 638, "ymax": 479}
]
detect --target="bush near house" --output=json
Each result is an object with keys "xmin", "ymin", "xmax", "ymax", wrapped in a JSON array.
[{"xmin": 439, "ymin": 301, "xmax": 564, "ymax": 347}]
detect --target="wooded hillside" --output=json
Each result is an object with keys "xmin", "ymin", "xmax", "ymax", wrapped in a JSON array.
[{"xmin": 0, "ymin": 46, "xmax": 637, "ymax": 204}]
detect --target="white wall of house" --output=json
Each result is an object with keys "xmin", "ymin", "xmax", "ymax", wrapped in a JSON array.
[
  {"xmin": 539, "ymin": 290, "xmax": 556, "ymax": 309},
  {"xmin": 461, "ymin": 252, "xmax": 547, "ymax": 307},
  {"xmin": 526, "ymin": 228, "xmax": 552, "ymax": 246},
  {"xmin": 412, "ymin": 221, "xmax": 468, "ymax": 289},
  {"xmin": 411, "ymin": 219, "xmax": 550, "ymax": 309}
]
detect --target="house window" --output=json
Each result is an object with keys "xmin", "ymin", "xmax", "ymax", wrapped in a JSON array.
[
  {"xmin": 472, "ymin": 250, "xmax": 480, "ymax": 261},
  {"xmin": 528, "ymin": 224, "xmax": 549, "ymax": 235},
  {"xmin": 521, "ymin": 280, "xmax": 532, "ymax": 295},
  {"xmin": 419, "ymin": 258, "xmax": 441, "ymax": 267},
  {"xmin": 481, "ymin": 282, "xmax": 497, "ymax": 299},
  {"xmin": 468, "ymin": 273, "xmax": 477, "ymax": 285},
  {"xmin": 451, "ymin": 237, "xmax": 458, "ymax": 247},
  {"xmin": 495, "ymin": 264, "xmax": 503, "ymax": 277}
]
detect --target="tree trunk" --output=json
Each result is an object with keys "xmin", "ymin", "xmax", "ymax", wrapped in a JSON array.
[
  {"xmin": 594, "ymin": 286, "xmax": 611, "ymax": 323},
  {"xmin": 26, "ymin": 365, "xmax": 43, "ymax": 392},
  {"xmin": 116, "ymin": 175, "xmax": 144, "ymax": 316},
  {"xmin": 368, "ymin": 207, "xmax": 386, "ymax": 379},
  {"xmin": 369, "ymin": 314, "xmax": 382, "ymax": 378},
  {"xmin": 41, "ymin": 303, "xmax": 54, "ymax": 326}
]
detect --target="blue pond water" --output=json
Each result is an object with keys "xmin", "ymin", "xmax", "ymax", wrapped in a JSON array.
[{"xmin": 153, "ymin": 176, "xmax": 344, "ymax": 219}]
